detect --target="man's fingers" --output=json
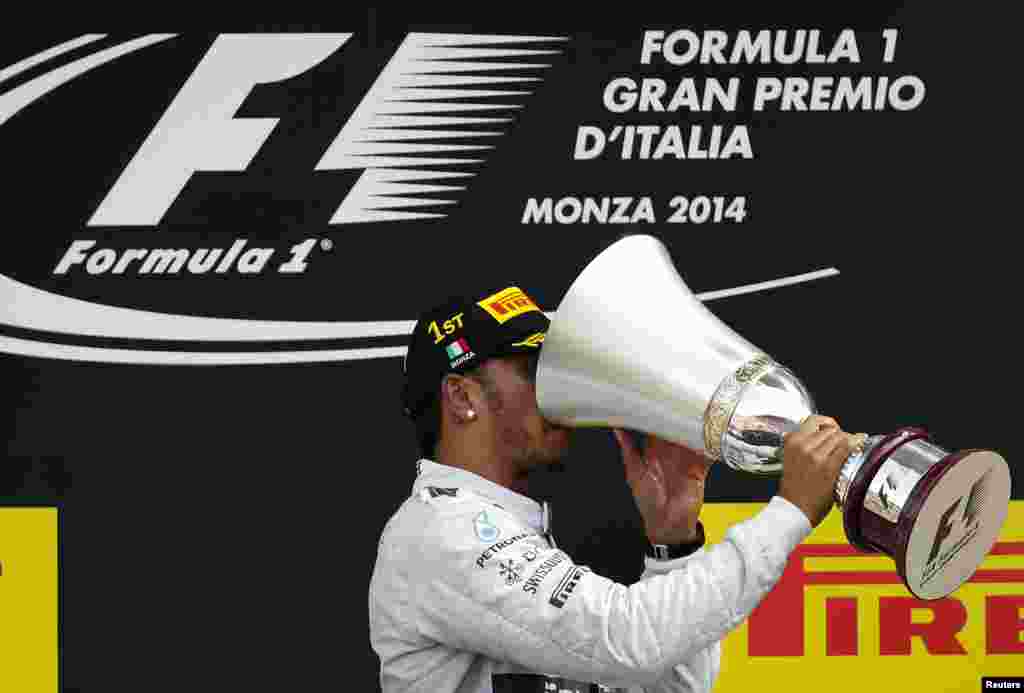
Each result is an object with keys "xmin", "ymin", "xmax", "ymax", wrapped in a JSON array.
[
  {"xmin": 803, "ymin": 426, "xmax": 842, "ymax": 451},
  {"xmin": 614, "ymin": 429, "xmax": 647, "ymax": 485},
  {"xmin": 819, "ymin": 430, "xmax": 855, "ymax": 462},
  {"xmin": 646, "ymin": 453, "xmax": 666, "ymax": 488},
  {"xmin": 787, "ymin": 426, "xmax": 840, "ymax": 460},
  {"xmin": 613, "ymin": 428, "xmax": 639, "ymax": 457},
  {"xmin": 798, "ymin": 415, "xmax": 839, "ymax": 434},
  {"xmin": 788, "ymin": 415, "xmax": 844, "ymax": 452}
]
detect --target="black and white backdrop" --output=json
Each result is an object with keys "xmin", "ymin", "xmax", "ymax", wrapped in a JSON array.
[{"xmin": 1, "ymin": 7, "xmax": 1018, "ymax": 691}]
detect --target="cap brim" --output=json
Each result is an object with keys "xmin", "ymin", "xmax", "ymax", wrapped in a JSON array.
[{"xmin": 494, "ymin": 329, "xmax": 547, "ymax": 355}]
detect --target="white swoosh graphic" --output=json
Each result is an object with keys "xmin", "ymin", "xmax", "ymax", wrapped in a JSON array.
[
  {"xmin": 0, "ymin": 272, "xmax": 415, "ymax": 340},
  {"xmin": 0, "ymin": 268, "xmax": 840, "ymax": 364},
  {"xmin": 0, "ymin": 34, "xmax": 177, "ymax": 127},
  {"xmin": 694, "ymin": 267, "xmax": 840, "ymax": 301},
  {"xmin": 0, "ymin": 268, "xmax": 838, "ymax": 344},
  {"xmin": 0, "ymin": 336, "xmax": 406, "ymax": 365},
  {"xmin": 0, "ymin": 34, "xmax": 107, "ymax": 86}
]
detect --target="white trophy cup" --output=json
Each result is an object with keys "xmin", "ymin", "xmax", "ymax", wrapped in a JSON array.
[{"xmin": 536, "ymin": 234, "xmax": 1011, "ymax": 600}]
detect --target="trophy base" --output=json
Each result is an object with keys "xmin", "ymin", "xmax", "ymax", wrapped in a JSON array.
[{"xmin": 841, "ymin": 428, "xmax": 1011, "ymax": 600}]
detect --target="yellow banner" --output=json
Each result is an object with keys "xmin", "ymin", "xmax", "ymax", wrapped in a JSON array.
[
  {"xmin": 702, "ymin": 500, "xmax": 1024, "ymax": 693},
  {"xmin": 0, "ymin": 508, "xmax": 58, "ymax": 692}
]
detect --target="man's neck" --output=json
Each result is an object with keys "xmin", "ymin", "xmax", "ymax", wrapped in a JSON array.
[{"xmin": 436, "ymin": 445, "xmax": 531, "ymax": 497}]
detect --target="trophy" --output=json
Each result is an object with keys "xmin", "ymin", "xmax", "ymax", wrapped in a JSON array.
[{"xmin": 535, "ymin": 234, "xmax": 1010, "ymax": 600}]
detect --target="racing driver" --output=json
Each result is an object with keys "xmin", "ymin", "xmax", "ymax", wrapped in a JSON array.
[{"xmin": 370, "ymin": 285, "xmax": 857, "ymax": 692}]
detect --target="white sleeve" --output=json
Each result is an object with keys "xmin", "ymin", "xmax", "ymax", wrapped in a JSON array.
[
  {"xmin": 625, "ymin": 547, "xmax": 721, "ymax": 693},
  {"xmin": 403, "ymin": 493, "xmax": 811, "ymax": 688}
]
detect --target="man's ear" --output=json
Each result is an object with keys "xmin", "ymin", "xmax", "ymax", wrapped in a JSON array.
[{"xmin": 441, "ymin": 374, "xmax": 480, "ymax": 424}]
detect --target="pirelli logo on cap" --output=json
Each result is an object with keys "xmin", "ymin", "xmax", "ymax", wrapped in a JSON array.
[{"xmin": 478, "ymin": 287, "xmax": 540, "ymax": 324}]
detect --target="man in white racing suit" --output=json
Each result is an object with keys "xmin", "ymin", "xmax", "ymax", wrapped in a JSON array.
[{"xmin": 372, "ymin": 285, "xmax": 858, "ymax": 692}]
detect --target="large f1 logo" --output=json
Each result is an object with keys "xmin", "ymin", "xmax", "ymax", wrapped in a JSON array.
[
  {"xmin": 89, "ymin": 35, "xmax": 351, "ymax": 226},
  {"xmin": 87, "ymin": 33, "xmax": 562, "ymax": 227}
]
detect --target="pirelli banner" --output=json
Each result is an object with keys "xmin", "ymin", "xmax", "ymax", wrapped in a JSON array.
[
  {"xmin": 708, "ymin": 503, "xmax": 1023, "ymax": 693},
  {"xmin": 0, "ymin": 9, "xmax": 1018, "ymax": 693}
]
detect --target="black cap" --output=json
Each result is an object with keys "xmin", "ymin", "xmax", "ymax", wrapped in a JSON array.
[{"xmin": 401, "ymin": 285, "xmax": 550, "ymax": 419}]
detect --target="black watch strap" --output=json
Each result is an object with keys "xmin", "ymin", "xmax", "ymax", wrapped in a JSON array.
[{"xmin": 646, "ymin": 521, "xmax": 706, "ymax": 560}]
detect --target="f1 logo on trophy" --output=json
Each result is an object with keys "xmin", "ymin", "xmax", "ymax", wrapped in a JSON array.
[{"xmin": 536, "ymin": 234, "xmax": 1011, "ymax": 600}]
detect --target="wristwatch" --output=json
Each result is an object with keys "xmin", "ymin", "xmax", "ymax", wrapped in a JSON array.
[{"xmin": 646, "ymin": 522, "xmax": 706, "ymax": 560}]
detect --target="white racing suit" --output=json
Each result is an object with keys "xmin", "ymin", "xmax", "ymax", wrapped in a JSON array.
[{"xmin": 369, "ymin": 460, "xmax": 811, "ymax": 692}]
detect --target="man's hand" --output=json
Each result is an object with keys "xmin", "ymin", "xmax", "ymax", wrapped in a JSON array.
[
  {"xmin": 614, "ymin": 430, "xmax": 712, "ymax": 545},
  {"xmin": 778, "ymin": 414, "xmax": 861, "ymax": 527}
]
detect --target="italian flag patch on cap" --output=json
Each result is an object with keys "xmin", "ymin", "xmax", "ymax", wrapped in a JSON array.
[{"xmin": 445, "ymin": 338, "xmax": 471, "ymax": 360}]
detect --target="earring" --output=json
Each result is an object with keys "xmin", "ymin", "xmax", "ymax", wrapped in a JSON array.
[{"xmin": 466, "ymin": 409, "xmax": 476, "ymax": 421}]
